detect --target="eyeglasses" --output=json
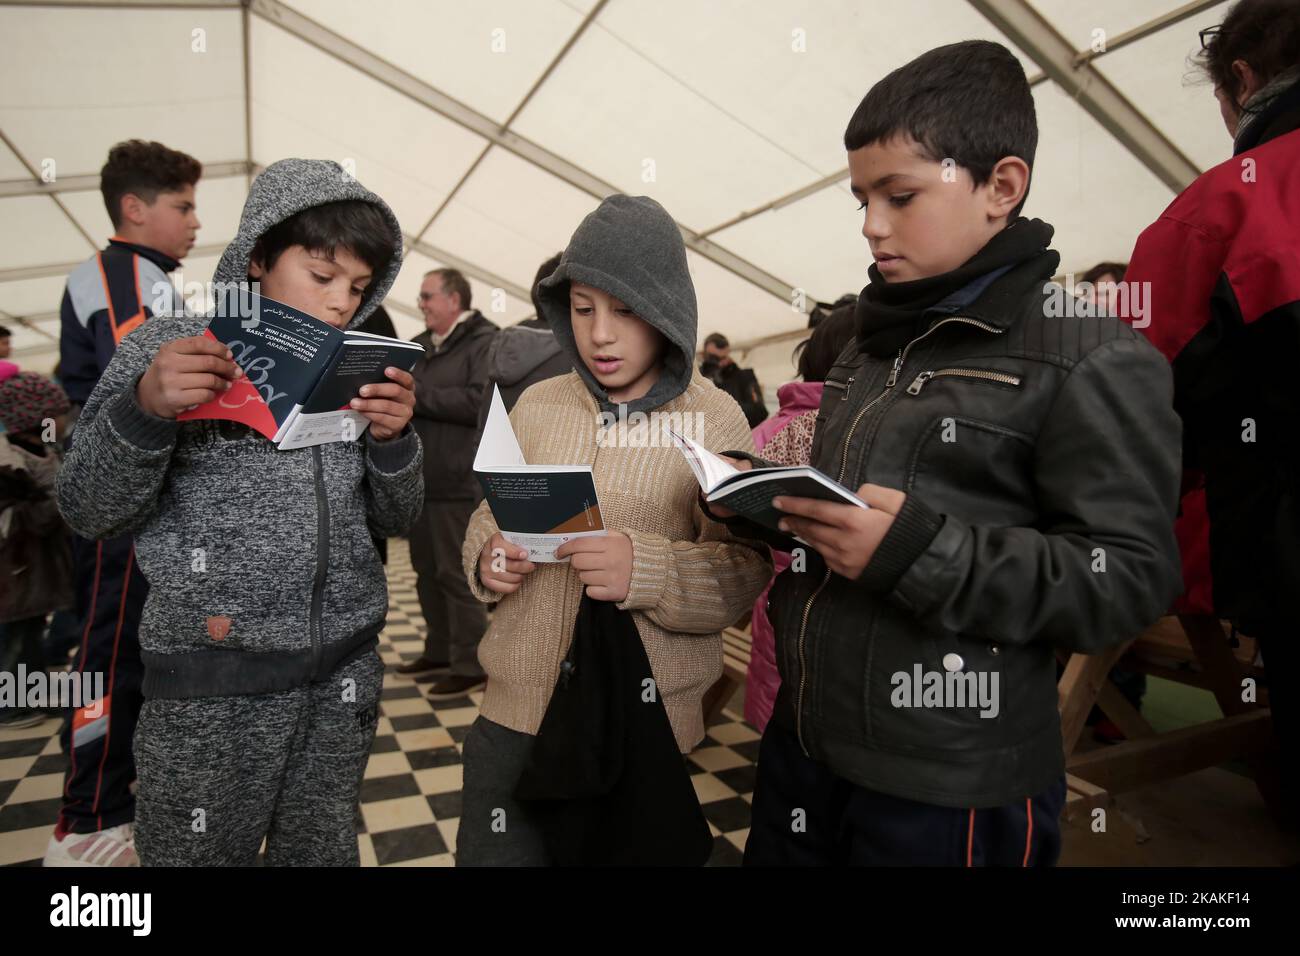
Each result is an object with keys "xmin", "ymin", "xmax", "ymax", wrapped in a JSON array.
[
  {"xmin": 417, "ymin": 290, "xmax": 449, "ymax": 304},
  {"xmin": 1198, "ymin": 24, "xmax": 1221, "ymax": 51}
]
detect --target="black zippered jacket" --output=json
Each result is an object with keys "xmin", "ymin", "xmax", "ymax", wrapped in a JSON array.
[{"xmin": 720, "ymin": 247, "xmax": 1183, "ymax": 807}]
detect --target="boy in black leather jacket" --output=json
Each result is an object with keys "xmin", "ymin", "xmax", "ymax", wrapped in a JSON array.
[{"xmin": 713, "ymin": 40, "xmax": 1182, "ymax": 866}]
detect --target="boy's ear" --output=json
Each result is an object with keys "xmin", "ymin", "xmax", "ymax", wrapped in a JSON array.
[
  {"xmin": 984, "ymin": 156, "xmax": 1030, "ymax": 221},
  {"xmin": 248, "ymin": 251, "xmax": 265, "ymax": 279},
  {"xmin": 119, "ymin": 192, "xmax": 148, "ymax": 228}
]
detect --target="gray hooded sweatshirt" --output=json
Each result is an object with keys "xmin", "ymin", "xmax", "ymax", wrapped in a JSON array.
[
  {"xmin": 536, "ymin": 194, "xmax": 698, "ymax": 415},
  {"xmin": 55, "ymin": 159, "xmax": 424, "ymax": 698}
]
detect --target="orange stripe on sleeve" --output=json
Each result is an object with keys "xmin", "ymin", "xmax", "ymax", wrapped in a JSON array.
[
  {"xmin": 109, "ymin": 253, "xmax": 146, "ymax": 344},
  {"xmin": 111, "ymin": 311, "xmax": 146, "ymax": 344},
  {"xmin": 1023, "ymin": 797, "xmax": 1034, "ymax": 867},
  {"xmin": 966, "ymin": 808, "xmax": 975, "ymax": 867}
]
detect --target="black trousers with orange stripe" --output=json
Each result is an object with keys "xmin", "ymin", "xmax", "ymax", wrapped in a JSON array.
[
  {"xmin": 744, "ymin": 722, "xmax": 1067, "ymax": 866},
  {"xmin": 57, "ymin": 532, "xmax": 147, "ymax": 835}
]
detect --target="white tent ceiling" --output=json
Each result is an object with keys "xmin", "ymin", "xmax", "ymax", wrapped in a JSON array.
[{"xmin": 1, "ymin": 0, "xmax": 1232, "ymax": 388}]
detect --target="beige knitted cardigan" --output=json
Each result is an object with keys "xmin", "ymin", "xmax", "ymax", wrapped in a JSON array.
[{"xmin": 461, "ymin": 370, "xmax": 772, "ymax": 752}]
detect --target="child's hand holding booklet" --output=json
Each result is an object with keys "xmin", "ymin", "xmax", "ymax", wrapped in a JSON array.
[
  {"xmin": 667, "ymin": 429, "xmax": 867, "ymax": 542},
  {"xmin": 474, "ymin": 386, "xmax": 606, "ymax": 563},
  {"xmin": 175, "ymin": 289, "xmax": 424, "ymax": 449}
]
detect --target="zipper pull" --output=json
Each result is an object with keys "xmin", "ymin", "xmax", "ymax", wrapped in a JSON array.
[
  {"xmin": 841, "ymin": 375, "xmax": 855, "ymax": 400},
  {"xmin": 885, "ymin": 351, "xmax": 904, "ymax": 388},
  {"xmin": 906, "ymin": 371, "xmax": 934, "ymax": 395}
]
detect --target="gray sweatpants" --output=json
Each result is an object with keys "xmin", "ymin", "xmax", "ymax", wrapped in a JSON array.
[
  {"xmin": 456, "ymin": 716, "xmax": 550, "ymax": 866},
  {"xmin": 133, "ymin": 649, "xmax": 383, "ymax": 866}
]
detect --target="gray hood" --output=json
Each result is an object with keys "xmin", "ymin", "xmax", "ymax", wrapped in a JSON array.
[
  {"xmin": 537, "ymin": 194, "xmax": 697, "ymax": 416},
  {"xmin": 213, "ymin": 159, "xmax": 404, "ymax": 331}
]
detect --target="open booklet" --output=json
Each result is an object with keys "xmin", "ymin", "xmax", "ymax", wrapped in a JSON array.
[
  {"xmin": 668, "ymin": 429, "xmax": 866, "ymax": 540},
  {"xmin": 473, "ymin": 385, "xmax": 606, "ymax": 563},
  {"xmin": 177, "ymin": 289, "xmax": 426, "ymax": 449}
]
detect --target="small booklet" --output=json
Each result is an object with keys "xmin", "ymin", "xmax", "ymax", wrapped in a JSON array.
[
  {"xmin": 177, "ymin": 289, "xmax": 425, "ymax": 449},
  {"xmin": 668, "ymin": 429, "xmax": 866, "ymax": 540},
  {"xmin": 473, "ymin": 386, "xmax": 606, "ymax": 563}
]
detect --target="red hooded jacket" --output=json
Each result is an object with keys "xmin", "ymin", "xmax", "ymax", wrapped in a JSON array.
[{"xmin": 1126, "ymin": 88, "xmax": 1300, "ymax": 627}]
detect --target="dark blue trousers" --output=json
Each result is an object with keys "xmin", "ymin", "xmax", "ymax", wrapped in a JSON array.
[
  {"xmin": 744, "ymin": 722, "xmax": 1066, "ymax": 866},
  {"xmin": 57, "ymin": 532, "xmax": 146, "ymax": 835}
]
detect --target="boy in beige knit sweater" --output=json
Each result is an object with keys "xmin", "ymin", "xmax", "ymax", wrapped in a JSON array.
[{"xmin": 456, "ymin": 195, "xmax": 771, "ymax": 865}]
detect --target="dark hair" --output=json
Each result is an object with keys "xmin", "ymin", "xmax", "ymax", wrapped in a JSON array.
[
  {"xmin": 0, "ymin": 324, "xmax": 10, "ymax": 338},
  {"xmin": 1081, "ymin": 261, "xmax": 1128, "ymax": 284},
  {"xmin": 808, "ymin": 293, "xmax": 857, "ymax": 329},
  {"xmin": 100, "ymin": 140, "xmax": 202, "ymax": 229},
  {"xmin": 703, "ymin": 332, "xmax": 729, "ymax": 350},
  {"xmin": 794, "ymin": 304, "xmax": 857, "ymax": 383},
  {"xmin": 250, "ymin": 201, "xmax": 394, "ymax": 283},
  {"xmin": 844, "ymin": 40, "xmax": 1037, "ymax": 218},
  {"xmin": 531, "ymin": 252, "xmax": 563, "ymax": 321},
  {"xmin": 1200, "ymin": 0, "xmax": 1300, "ymax": 103},
  {"xmin": 428, "ymin": 268, "xmax": 472, "ymax": 312}
]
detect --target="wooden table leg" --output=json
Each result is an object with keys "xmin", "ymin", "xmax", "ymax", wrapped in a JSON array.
[
  {"xmin": 1095, "ymin": 680, "xmax": 1157, "ymax": 740},
  {"xmin": 1178, "ymin": 614, "xmax": 1286, "ymax": 824},
  {"xmin": 1059, "ymin": 641, "xmax": 1134, "ymax": 756}
]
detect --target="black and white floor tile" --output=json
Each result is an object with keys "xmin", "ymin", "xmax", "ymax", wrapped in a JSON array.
[{"xmin": 0, "ymin": 539, "xmax": 758, "ymax": 866}]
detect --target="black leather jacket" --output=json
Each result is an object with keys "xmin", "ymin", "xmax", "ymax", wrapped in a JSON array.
[{"xmin": 725, "ymin": 260, "xmax": 1182, "ymax": 807}]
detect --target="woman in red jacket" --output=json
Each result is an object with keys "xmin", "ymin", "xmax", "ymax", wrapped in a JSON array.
[{"xmin": 1125, "ymin": 0, "xmax": 1300, "ymax": 817}]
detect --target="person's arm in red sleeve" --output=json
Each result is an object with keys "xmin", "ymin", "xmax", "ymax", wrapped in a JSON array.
[{"xmin": 1126, "ymin": 214, "xmax": 1231, "ymax": 401}]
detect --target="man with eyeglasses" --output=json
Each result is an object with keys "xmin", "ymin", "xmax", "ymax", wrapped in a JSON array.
[{"xmin": 400, "ymin": 268, "xmax": 498, "ymax": 700}]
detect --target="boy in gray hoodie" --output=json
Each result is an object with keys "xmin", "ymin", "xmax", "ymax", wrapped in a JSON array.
[
  {"xmin": 457, "ymin": 195, "xmax": 770, "ymax": 864},
  {"xmin": 55, "ymin": 160, "xmax": 424, "ymax": 866}
]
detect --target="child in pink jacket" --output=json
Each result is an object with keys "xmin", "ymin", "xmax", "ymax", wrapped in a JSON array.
[{"xmin": 745, "ymin": 305, "xmax": 855, "ymax": 730}]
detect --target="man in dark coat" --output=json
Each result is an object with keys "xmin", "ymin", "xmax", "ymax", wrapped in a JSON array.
[
  {"xmin": 400, "ymin": 269, "xmax": 498, "ymax": 699},
  {"xmin": 700, "ymin": 332, "xmax": 767, "ymax": 426}
]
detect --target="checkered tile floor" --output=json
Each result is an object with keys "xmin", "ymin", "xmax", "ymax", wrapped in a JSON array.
[{"xmin": 0, "ymin": 538, "xmax": 758, "ymax": 866}]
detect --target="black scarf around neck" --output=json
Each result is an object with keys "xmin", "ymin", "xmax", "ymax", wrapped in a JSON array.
[{"xmin": 855, "ymin": 217, "xmax": 1056, "ymax": 356}]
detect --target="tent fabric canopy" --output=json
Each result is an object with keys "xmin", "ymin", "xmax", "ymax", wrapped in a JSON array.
[{"xmin": 0, "ymin": 0, "xmax": 1231, "ymax": 391}]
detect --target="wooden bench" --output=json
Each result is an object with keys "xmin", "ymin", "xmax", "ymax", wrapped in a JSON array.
[
  {"xmin": 1062, "ymin": 774, "xmax": 1110, "ymax": 824},
  {"xmin": 1058, "ymin": 614, "xmax": 1283, "ymax": 825}
]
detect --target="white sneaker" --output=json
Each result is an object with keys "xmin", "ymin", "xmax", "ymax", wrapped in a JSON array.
[{"xmin": 44, "ymin": 822, "xmax": 139, "ymax": 867}]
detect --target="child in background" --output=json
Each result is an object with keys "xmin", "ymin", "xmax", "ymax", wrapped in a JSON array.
[
  {"xmin": 0, "ymin": 373, "xmax": 72, "ymax": 730},
  {"xmin": 48, "ymin": 138, "xmax": 202, "ymax": 867},
  {"xmin": 745, "ymin": 304, "xmax": 856, "ymax": 733}
]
